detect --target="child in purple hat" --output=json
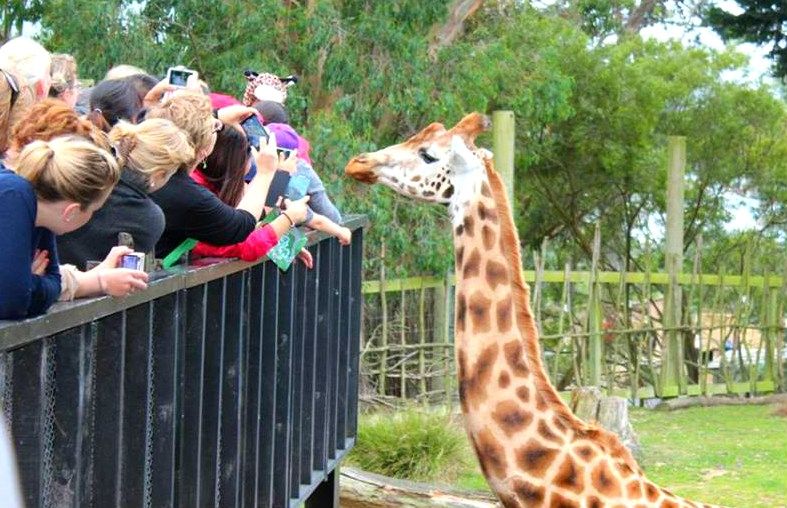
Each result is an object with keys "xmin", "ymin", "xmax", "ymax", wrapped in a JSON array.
[{"xmin": 266, "ymin": 122, "xmax": 351, "ymax": 245}]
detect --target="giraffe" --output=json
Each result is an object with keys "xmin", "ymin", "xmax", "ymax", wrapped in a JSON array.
[{"xmin": 345, "ymin": 113, "xmax": 723, "ymax": 508}]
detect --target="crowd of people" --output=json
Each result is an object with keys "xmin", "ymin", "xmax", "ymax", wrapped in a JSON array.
[{"xmin": 0, "ymin": 37, "xmax": 351, "ymax": 320}]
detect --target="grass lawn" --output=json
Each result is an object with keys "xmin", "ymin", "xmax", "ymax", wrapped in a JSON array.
[{"xmin": 450, "ymin": 404, "xmax": 787, "ymax": 507}]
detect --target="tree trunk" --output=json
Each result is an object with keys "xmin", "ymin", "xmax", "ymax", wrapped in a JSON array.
[
  {"xmin": 570, "ymin": 387, "xmax": 640, "ymax": 456},
  {"xmin": 340, "ymin": 467, "xmax": 501, "ymax": 507}
]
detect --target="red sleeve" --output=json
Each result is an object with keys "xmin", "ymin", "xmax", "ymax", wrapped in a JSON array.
[{"xmin": 192, "ymin": 224, "xmax": 279, "ymax": 262}]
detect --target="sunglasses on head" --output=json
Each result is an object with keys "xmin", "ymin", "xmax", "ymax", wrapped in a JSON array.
[{"xmin": 1, "ymin": 69, "xmax": 20, "ymax": 109}]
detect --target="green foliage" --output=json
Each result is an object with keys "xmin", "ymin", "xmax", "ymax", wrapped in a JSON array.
[
  {"xmin": 32, "ymin": 0, "xmax": 786, "ymax": 278},
  {"xmin": 704, "ymin": 0, "xmax": 787, "ymax": 77},
  {"xmin": 347, "ymin": 408, "xmax": 468, "ymax": 482}
]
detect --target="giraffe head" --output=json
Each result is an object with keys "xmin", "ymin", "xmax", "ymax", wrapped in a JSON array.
[{"xmin": 345, "ymin": 112, "xmax": 491, "ymax": 208}]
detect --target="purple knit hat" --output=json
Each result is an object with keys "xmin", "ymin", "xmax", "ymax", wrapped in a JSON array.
[{"xmin": 266, "ymin": 123, "xmax": 299, "ymax": 150}]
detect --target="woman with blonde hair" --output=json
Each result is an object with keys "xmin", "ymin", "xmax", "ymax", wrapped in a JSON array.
[
  {"xmin": 48, "ymin": 53, "xmax": 79, "ymax": 109},
  {"xmin": 57, "ymin": 118, "xmax": 194, "ymax": 268},
  {"xmin": 0, "ymin": 137, "xmax": 120, "ymax": 319},
  {"xmin": 145, "ymin": 89, "xmax": 309, "ymax": 260},
  {"xmin": 0, "ymin": 67, "xmax": 36, "ymax": 155}
]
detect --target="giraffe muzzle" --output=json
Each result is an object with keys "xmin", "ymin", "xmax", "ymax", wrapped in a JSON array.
[{"xmin": 344, "ymin": 155, "xmax": 379, "ymax": 184}]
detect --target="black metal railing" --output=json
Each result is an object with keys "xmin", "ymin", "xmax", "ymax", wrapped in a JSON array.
[{"xmin": 0, "ymin": 215, "xmax": 367, "ymax": 508}]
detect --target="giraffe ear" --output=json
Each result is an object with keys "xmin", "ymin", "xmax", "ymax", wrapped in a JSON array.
[{"xmin": 449, "ymin": 112, "xmax": 490, "ymax": 146}]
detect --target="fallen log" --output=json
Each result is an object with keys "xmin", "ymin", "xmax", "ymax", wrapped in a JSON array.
[
  {"xmin": 655, "ymin": 393, "xmax": 787, "ymax": 411},
  {"xmin": 340, "ymin": 467, "xmax": 501, "ymax": 508}
]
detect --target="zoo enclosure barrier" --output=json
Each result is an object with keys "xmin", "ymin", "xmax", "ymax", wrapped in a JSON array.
[
  {"xmin": 360, "ymin": 237, "xmax": 785, "ymax": 404},
  {"xmin": 0, "ymin": 215, "xmax": 367, "ymax": 508}
]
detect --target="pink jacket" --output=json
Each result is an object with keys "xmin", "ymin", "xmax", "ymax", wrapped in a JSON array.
[{"xmin": 190, "ymin": 170, "xmax": 279, "ymax": 262}]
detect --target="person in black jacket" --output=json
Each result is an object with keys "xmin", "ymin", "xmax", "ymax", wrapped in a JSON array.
[
  {"xmin": 57, "ymin": 118, "xmax": 194, "ymax": 267},
  {"xmin": 145, "ymin": 89, "xmax": 297, "ymax": 258}
]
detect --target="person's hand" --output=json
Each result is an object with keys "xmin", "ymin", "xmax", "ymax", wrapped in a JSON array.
[
  {"xmin": 282, "ymin": 196, "xmax": 310, "ymax": 225},
  {"xmin": 31, "ymin": 249, "xmax": 49, "ymax": 276},
  {"xmin": 297, "ymin": 248, "xmax": 314, "ymax": 269},
  {"xmin": 217, "ymin": 105, "xmax": 257, "ymax": 126},
  {"xmin": 98, "ymin": 268, "xmax": 149, "ymax": 297},
  {"xmin": 252, "ymin": 130, "xmax": 279, "ymax": 175},
  {"xmin": 337, "ymin": 226, "xmax": 352, "ymax": 246},
  {"xmin": 96, "ymin": 245, "xmax": 134, "ymax": 271},
  {"xmin": 143, "ymin": 78, "xmax": 178, "ymax": 107},
  {"xmin": 278, "ymin": 149, "xmax": 298, "ymax": 174}
]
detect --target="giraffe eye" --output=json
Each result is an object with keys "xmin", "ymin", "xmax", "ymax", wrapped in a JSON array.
[{"xmin": 418, "ymin": 148, "xmax": 439, "ymax": 164}]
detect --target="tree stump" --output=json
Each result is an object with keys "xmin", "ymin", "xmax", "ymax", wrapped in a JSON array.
[
  {"xmin": 570, "ymin": 387, "xmax": 640, "ymax": 456},
  {"xmin": 340, "ymin": 467, "xmax": 501, "ymax": 507}
]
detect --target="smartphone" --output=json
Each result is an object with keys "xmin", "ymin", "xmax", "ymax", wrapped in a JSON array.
[
  {"xmin": 240, "ymin": 115, "xmax": 269, "ymax": 150},
  {"xmin": 265, "ymin": 170, "xmax": 291, "ymax": 208},
  {"xmin": 166, "ymin": 66, "xmax": 197, "ymax": 87}
]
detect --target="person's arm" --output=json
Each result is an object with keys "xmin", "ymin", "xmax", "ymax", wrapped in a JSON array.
[
  {"xmin": 305, "ymin": 213, "xmax": 352, "ymax": 245},
  {"xmin": 296, "ymin": 162, "xmax": 343, "ymax": 223},
  {"xmin": 191, "ymin": 197, "xmax": 310, "ymax": 261},
  {"xmin": 235, "ymin": 133, "xmax": 280, "ymax": 220},
  {"xmin": 0, "ymin": 188, "xmax": 60, "ymax": 319}
]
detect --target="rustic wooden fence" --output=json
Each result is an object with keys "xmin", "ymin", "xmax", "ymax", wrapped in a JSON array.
[{"xmin": 359, "ymin": 236, "xmax": 786, "ymax": 405}]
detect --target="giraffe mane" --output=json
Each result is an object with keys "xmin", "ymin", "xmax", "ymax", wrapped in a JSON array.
[{"xmin": 480, "ymin": 156, "xmax": 643, "ymax": 475}]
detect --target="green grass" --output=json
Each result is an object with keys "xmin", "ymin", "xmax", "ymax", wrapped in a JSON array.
[
  {"xmin": 351, "ymin": 404, "xmax": 787, "ymax": 507},
  {"xmin": 630, "ymin": 405, "xmax": 787, "ymax": 507},
  {"xmin": 346, "ymin": 407, "xmax": 469, "ymax": 483}
]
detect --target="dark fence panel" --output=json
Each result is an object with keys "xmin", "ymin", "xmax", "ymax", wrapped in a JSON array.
[{"xmin": 0, "ymin": 216, "xmax": 367, "ymax": 508}]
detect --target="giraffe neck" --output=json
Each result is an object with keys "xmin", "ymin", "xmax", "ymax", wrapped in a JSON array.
[{"xmin": 450, "ymin": 159, "xmax": 711, "ymax": 508}]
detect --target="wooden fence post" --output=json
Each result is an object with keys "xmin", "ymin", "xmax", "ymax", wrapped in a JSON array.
[
  {"xmin": 432, "ymin": 273, "xmax": 448, "ymax": 400},
  {"xmin": 660, "ymin": 136, "xmax": 686, "ymax": 396},
  {"xmin": 492, "ymin": 111, "xmax": 515, "ymax": 206},
  {"xmin": 587, "ymin": 223, "xmax": 603, "ymax": 387}
]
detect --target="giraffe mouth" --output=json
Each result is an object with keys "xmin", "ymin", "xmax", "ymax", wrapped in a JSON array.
[{"xmin": 345, "ymin": 155, "xmax": 379, "ymax": 184}]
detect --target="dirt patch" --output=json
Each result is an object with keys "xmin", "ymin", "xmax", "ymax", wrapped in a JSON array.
[{"xmin": 771, "ymin": 403, "xmax": 787, "ymax": 418}]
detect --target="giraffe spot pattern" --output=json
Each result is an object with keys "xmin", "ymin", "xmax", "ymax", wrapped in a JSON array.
[
  {"xmin": 511, "ymin": 478, "xmax": 545, "ymax": 505},
  {"xmin": 662, "ymin": 500, "xmax": 679, "ymax": 508},
  {"xmin": 552, "ymin": 414, "xmax": 568, "ymax": 433},
  {"xmin": 486, "ymin": 260, "xmax": 508, "ymax": 290},
  {"xmin": 554, "ymin": 455, "xmax": 584, "ymax": 494},
  {"xmin": 442, "ymin": 185, "xmax": 454, "ymax": 199},
  {"xmin": 573, "ymin": 444, "xmax": 595, "ymax": 462},
  {"xmin": 626, "ymin": 479, "xmax": 644, "ymax": 499},
  {"xmin": 468, "ymin": 291, "xmax": 492, "ymax": 334},
  {"xmin": 456, "ymin": 292, "xmax": 466, "ymax": 333},
  {"xmin": 463, "ymin": 214, "xmax": 475, "ymax": 237},
  {"xmin": 481, "ymin": 182, "xmax": 493, "ymax": 198},
  {"xmin": 587, "ymin": 497, "xmax": 603, "ymax": 508},
  {"xmin": 411, "ymin": 175, "xmax": 422, "ymax": 182},
  {"xmin": 455, "ymin": 224, "xmax": 464, "ymax": 236},
  {"xmin": 516, "ymin": 439, "xmax": 559, "ymax": 474},
  {"xmin": 471, "ymin": 428, "xmax": 507, "ymax": 480},
  {"xmin": 463, "ymin": 249, "xmax": 482, "ymax": 278},
  {"xmin": 537, "ymin": 419, "xmax": 564, "ymax": 444},
  {"xmin": 535, "ymin": 392, "xmax": 549, "ymax": 411},
  {"xmin": 496, "ymin": 298, "xmax": 513, "ymax": 333},
  {"xmin": 458, "ymin": 344, "xmax": 498, "ymax": 411},
  {"xmin": 516, "ymin": 385, "xmax": 530, "ymax": 403},
  {"xmin": 455, "ymin": 245, "xmax": 464, "ymax": 269},
  {"xmin": 503, "ymin": 340, "xmax": 529, "ymax": 377},
  {"xmin": 491, "ymin": 400, "xmax": 533, "ymax": 436},
  {"xmin": 548, "ymin": 491, "xmax": 579, "ymax": 508},
  {"xmin": 481, "ymin": 224, "xmax": 496, "ymax": 251},
  {"xmin": 592, "ymin": 460, "xmax": 622, "ymax": 498},
  {"xmin": 498, "ymin": 371, "xmax": 511, "ymax": 389},
  {"xmin": 644, "ymin": 482, "xmax": 659, "ymax": 502}
]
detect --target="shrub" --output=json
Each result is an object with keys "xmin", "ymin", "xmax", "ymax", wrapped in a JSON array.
[{"xmin": 347, "ymin": 408, "xmax": 468, "ymax": 482}]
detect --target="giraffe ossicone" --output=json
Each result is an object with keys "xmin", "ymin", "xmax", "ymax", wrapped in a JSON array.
[{"xmin": 346, "ymin": 112, "xmax": 724, "ymax": 508}]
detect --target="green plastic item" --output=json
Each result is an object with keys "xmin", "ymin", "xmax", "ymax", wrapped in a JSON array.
[{"xmin": 161, "ymin": 238, "xmax": 198, "ymax": 269}]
